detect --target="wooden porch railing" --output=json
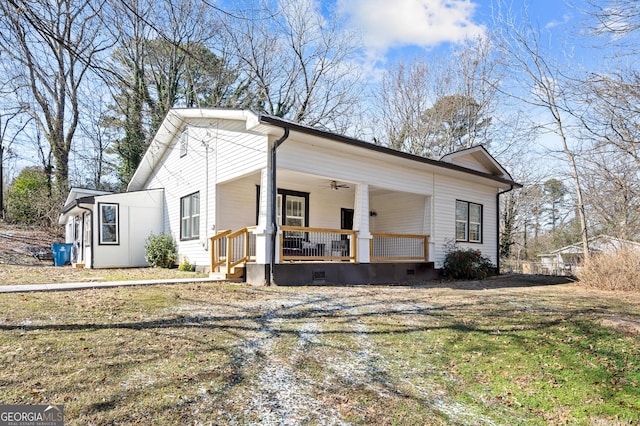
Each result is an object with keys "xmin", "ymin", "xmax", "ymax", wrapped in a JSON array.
[
  {"xmin": 280, "ymin": 226, "xmax": 357, "ymax": 262},
  {"xmin": 370, "ymin": 232, "xmax": 429, "ymax": 262},
  {"xmin": 210, "ymin": 226, "xmax": 256, "ymax": 273},
  {"xmin": 210, "ymin": 227, "xmax": 428, "ymax": 270}
]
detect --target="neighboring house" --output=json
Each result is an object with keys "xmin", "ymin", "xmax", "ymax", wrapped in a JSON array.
[
  {"xmin": 59, "ymin": 108, "xmax": 520, "ymax": 285},
  {"xmin": 538, "ymin": 235, "xmax": 640, "ymax": 275}
]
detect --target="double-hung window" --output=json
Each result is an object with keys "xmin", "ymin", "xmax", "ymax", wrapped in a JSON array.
[
  {"xmin": 455, "ymin": 200, "xmax": 482, "ymax": 243},
  {"xmin": 99, "ymin": 203, "xmax": 119, "ymax": 245},
  {"xmin": 180, "ymin": 192, "xmax": 200, "ymax": 240}
]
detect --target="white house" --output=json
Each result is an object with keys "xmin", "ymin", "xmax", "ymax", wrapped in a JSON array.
[
  {"xmin": 59, "ymin": 108, "xmax": 520, "ymax": 285},
  {"xmin": 538, "ymin": 235, "xmax": 640, "ymax": 275},
  {"xmin": 58, "ymin": 187, "xmax": 164, "ymax": 268}
]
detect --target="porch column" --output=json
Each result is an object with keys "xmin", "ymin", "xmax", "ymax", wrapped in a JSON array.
[
  {"xmin": 353, "ymin": 183, "xmax": 372, "ymax": 263},
  {"xmin": 254, "ymin": 167, "xmax": 274, "ymax": 265}
]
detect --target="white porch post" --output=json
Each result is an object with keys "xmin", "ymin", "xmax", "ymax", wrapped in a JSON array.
[
  {"xmin": 353, "ymin": 183, "xmax": 372, "ymax": 263},
  {"xmin": 254, "ymin": 167, "xmax": 274, "ymax": 265}
]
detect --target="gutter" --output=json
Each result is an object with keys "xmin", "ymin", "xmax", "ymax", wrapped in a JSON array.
[
  {"xmin": 267, "ymin": 126, "xmax": 290, "ymax": 285},
  {"xmin": 496, "ymin": 184, "xmax": 518, "ymax": 274},
  {"xmin": 258, "ymin": 113, "xmax": 518, "ymax": 187}
]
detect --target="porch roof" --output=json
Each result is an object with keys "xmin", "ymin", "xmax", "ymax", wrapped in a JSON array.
[{"xmin": 258, "ymin": 113, "xmax": 520, "ymax": 188}]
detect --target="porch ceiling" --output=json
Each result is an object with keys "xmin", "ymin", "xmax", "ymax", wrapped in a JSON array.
[{"xmin": 277, "ymin": 170, "xmax": 395, "ymax": 196}]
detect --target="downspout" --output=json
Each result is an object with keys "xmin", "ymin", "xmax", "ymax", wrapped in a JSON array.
[
  {"xmin": 496, "ymin": 185, "xmax": 515, "ymax": 275},
  {"xmin": 76, "ymin": 203, "xmax": 93, "ymax": 269},
  {"xmin": 268, "ymin": 127, "xmax": 290, "ymax": 285}
]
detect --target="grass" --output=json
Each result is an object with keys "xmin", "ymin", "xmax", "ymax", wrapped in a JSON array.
[
  {"xmin": 577, "ymin": 247, "xmax": 640, "ymax": 292},
  {"xmin": 0, "ymin": 279, "xmax": 639, "ymax": 424},
  {"xmin": 0, "ymin": 264, "xmax": 208, "ymax": 286}
]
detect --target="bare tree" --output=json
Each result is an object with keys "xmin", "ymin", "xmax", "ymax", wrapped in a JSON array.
[
  {"xmin": 374, "ymin": 60, "xmax": 434, "ymax": 152},
  {"xmin": 580, "ymin": 145, "xmax": 640, "ymax": 240},
  {"xmin": 0, "ymin": 0, "xmax": 110, "ymax": 197},
  {"xmin": 587, "ymin": 0, "xmax": 640, "ymax": 42},
  {"xmin": 225, "ymin": 0, "xmax": 362, "ymax": 133},
  {"xmin": 0, "ymin": 105, "xmax": 32, "ymax": 218},
  {"xmin": 494, "ymin": 5, "xmax": 590, "ymax": 258},
  {"xmin": 103, "ymin": 0, "xmax": 249, "ymax": 187},
  {"xmin": 373, "ymin": 36, "xmax": 502, "ymax": 158},
  {"xmin": 72, "ymin": 91, "xmax": 118, "ymax": 190},
  {"xmin": 581, "ymin": 72, "xmax": 640, "ymax": 167}
]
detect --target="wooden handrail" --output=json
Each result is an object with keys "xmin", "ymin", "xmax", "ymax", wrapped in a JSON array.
[
  {"xmin": 209, "ymin": 227, "xmax": 256, "ymax": 273},
  {"xmin": 280, "ymin": 225, "xmax": 357, "ymax": 262},
  {"xmin": 211, "ymin": 227, "xmax": 429, "ymax": 269},
  {"xmin": 280, "ymin": 225, "xmax": 356, "ymax": 235}
]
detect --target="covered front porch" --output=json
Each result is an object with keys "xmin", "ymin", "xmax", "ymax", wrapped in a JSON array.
[
  {"xmin": 210, "ymin": 226, "xmax": 435, "ymax": 285},
  {"xmin": 210, "ymin": 168, "xmax": 435, "ymax": 285}
]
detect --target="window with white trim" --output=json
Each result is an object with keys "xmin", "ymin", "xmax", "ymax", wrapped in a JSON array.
[
  {"xmin": 99, "ymin": 203, "xmax": 119, "ymax": 245},
  {"xmin": 455, "ymin": 200, "xmax": 482, "ymax": 243},
  {"xmin": 180, "ymin": 192, "xmax": 200, "ymax": 240}
]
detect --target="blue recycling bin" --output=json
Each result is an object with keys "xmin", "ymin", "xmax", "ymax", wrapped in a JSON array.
[{"xmin": 52, "ymin": 243, "xmax": 73, "ymax": 266}]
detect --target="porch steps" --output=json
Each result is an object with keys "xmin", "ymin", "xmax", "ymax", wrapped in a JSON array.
[{"xmin": 209, "ymin": 265, "xmax": 245, "ymax": 280}]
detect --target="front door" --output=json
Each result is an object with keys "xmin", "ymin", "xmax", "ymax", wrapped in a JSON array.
[{"xmin": 340, "ymin": 208, "xmax": 353, "ymax": 256}]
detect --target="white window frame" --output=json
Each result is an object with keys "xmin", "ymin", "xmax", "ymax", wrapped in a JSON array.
[
  {"xmin": 455, "ymin": 200, "xmax": 482, "ymax": 243},
  {"xmin": 180, "ymin": 192, "xmax": 200, "ymax": 240},
  {"xmin": 98, "ymin": 203, "xmax": 119, "ymax": 245}
]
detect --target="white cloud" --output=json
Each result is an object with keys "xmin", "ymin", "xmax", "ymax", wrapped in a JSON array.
[
  {"xmin": 336, "ymin": 0, "xmax": 486, "ymax": 54},
  {"xmin": 545, "ymin": 13, "xmax": 572, "ymax": 30}
]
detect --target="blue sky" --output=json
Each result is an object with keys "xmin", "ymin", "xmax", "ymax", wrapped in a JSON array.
[{"xmin": 331, "ymin": 0, "xmax": 594, "ymax": 66}]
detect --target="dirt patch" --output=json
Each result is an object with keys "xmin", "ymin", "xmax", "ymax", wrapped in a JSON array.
[
  {"xmin": 0, "ymin": 223, "xmax": 62, "ymax": 266},
  {"xmin": 602, "ymin": 316, "xmax": 640, "ymax": 335}
]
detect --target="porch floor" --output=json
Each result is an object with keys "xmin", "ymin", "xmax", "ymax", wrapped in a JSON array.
[{"xmin": 245, "ymin": 261, "xmax": 439, "ymax": 286}]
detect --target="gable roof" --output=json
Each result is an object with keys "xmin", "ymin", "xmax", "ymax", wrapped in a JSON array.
[
  {"xmin": 440, "ymin": 146, "xmax": 513, "ymax": 181},
  {"xmin": 539, "ymin": 235, "xmax": 640, "ymax": 257},
  {"xmin": 128, "ymin": 108, "xmax": 522, "ymax": 192}
]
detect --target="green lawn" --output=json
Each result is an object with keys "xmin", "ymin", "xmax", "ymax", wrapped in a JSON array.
[{"xmin": 0, "ymin": 279, "xmax": 638, "ymax": 424}]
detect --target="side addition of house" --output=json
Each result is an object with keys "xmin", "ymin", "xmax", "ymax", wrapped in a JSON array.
[{"xmin": 60, "ymin": 109, "xmax": 520, "ymax": 285}]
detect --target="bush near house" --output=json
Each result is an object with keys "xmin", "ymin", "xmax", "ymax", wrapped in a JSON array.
[
  {"xmin": 5, "ymin": 167, "xmax": 60, "ymax": 228},
  {"xmin": 577, "ymin": 247, "xmax": 640, "ymax": 292},
  {"xmin": 144, "ymin": 234, "xmax": 177, "ymax": 268},
  {"xmin": 443, "ymin": 248, "xmax": 495, "ymax": 280}
]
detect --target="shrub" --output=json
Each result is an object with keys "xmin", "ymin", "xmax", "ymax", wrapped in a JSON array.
[
  {"xmin": 576, "ymin": 248, "xmax": 640, "ymax": 292},
  {"xmin": 5, "ymin": 167, "xmax": 60, "ymax": 228},
  {"xmin": 178, "ymin": 255, "xmax": 194, "ymax": 272},
  {"xmin": 443, "ymin": 248, "xmax": 495, "ymax": 280},
  {"xmin": 145, "ymin": 234, "xmax": 177, "ymax": 268}
]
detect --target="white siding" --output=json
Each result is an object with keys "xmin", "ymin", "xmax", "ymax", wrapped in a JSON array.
[
  {"xmin": 142, "ymin": 120, "xmax": 267, "ymax": 269},
  {"xmin": 448, "ymin": 155, "xmax": 487, "ymax": 173},
  {"xmin": 92, "ymin": 189, "xmax": 163, "ymax": 268},
  {"xmin": 370, "ymin": 192, "xmax": 427, "ymax": 235},
  {"xmin": 278, "ymin": 140, "xmax": 434, "ymax": 195},
  {"xmin": 432, "ymin": 174, "xmax": 498, "ymax": 267},
  {"xmin": 217, "ymin": 177, "xmax": 260, "ymax": 232}
]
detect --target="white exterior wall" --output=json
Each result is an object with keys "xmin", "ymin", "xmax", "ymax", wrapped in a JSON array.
[
  {"xmin": 217, "ymin": 177, "xmax": 260, "ymax": 232},
  {"xmin": 447, "ymin": 156, "xmax": 486, "ymax": 172},
  {"xmin": 431, "ymin": 174, "xmax": 498, "ymax": 267},
  {"xmin": 92, "ymin": 189, "xmax": 164, "ymax": 268},
  {"xmin": 142, "ymin": 119, "xmax": 267, "ymax": 268},
  {"xmin": 278, "ymin": 141, "xmax": 434, "ymax": 195},
  {"xmin": 370, "ymin": 192, "xmax": 428, "ymax": 235}
]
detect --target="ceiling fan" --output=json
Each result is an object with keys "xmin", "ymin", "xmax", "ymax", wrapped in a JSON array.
[{"xmin": 330, "ymin": 180, "xmax": 349, "ymax": 190}]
